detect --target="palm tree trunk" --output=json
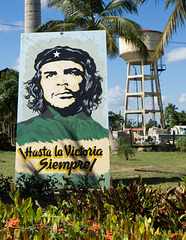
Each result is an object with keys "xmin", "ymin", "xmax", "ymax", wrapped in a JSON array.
[{"xmin": 25, "ymin": 0, "xmax": 41, "ymax": 33}]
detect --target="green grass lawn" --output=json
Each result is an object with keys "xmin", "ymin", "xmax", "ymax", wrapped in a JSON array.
[
  {"xmin": 0, "ymin": 151, "xmax": 15, "ymax": 178},
  {"xmin": 0, "ymin": 148, "xmax": 186, "ymax": 191},
  {"xmin": 110, "ymin": 149, "xmax": 186, "ymax": 191}
]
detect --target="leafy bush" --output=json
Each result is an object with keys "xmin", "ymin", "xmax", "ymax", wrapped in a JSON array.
[
  {"xmin": 15, "ymin": 173, "xmax": 61, "ymax": 205},
  {"xmin": 59, "ymin": 177, "xmax": 186, "ymax": 233},
  {"xmin": 0, "ymin": 175, "xmax": 186, "ymax": 239},
  {"xmin": 0, "ymin": 174, "xmax": 13, "ymax": 199},
  {"xmin": 176, "ymin": 136, "xmax": 186, "ymax": 151},
  {"xmin": 0, "ymin": 133, "xmax": 9, "ymax": 142},
  {"xmin": 0, "ymin": 133, "xmax": 15, "ymax": 150}
]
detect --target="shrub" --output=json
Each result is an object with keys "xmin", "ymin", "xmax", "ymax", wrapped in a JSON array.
[
  {"xmin": 0, "ymin": 174, "xmax": 13, "ymax": 199},
  {"xmin": 176, "ymin": 136, "xmax": 186, "ymax": 151},
  {"xmin": 117, "ymin": 137, "xmax": 135, "ymax": 160},
  {"xmin": 15, "ymin": 173, "xmax": 60, "ymax": 202},
  {"xmin": 0, "ymin": 175, "xmax": 186, "ymax": 239}
]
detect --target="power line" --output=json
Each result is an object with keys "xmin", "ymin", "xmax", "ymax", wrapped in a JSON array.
[
  {"xmin": 0, "ymin": 23, "xmax": 24, "ymax": 28},
  {"xmin": 1, "ymin": 22, "xmax": 186, "ymax": 46},
  {"xmin": 169, "ymin": 41, "xmax": 186, "ymax": 45}
]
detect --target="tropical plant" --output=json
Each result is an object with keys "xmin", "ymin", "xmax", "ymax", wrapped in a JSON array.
[
  {"xmin": 0, "ymin": 69, "xmax": 18, "ymax": 144},
  {"xmin": 136, "ymin": 0, "xmax": 186, "ymax": 58},
  {"xmin": 125, "ymin": 118, "xmax": 142, "ymax": 128},
  {"xmin": 146, "ymin": 118, "xmax": 158, "ymax": 131},
  {"xmin": 117, "ymin": 137, "xmax": 135, "ymax": 159},
  {"xmin": 36, "ymin": 0, "xmax": 148, "ymax": 59},
  {"xmin": 109, "ymin": 111, "xmax": 124, "ymax": 130},
  {"xmin": 175, "ymin": 136, "xmax": 186, "ymax": 151},
  {"xmin": 178, "ymin": 110, "xmax": 186, "ymax": 125},
  {"xmin": 164, "ymin": 103, "xmax": 179, "ymax": 129},
  {"xmin": 15, "ymin": 173, "xmax": 60, "ymax": 200},
  {"xmin": 164, "ymin": 103, "xmax": 183, "ymax": 130},
  {"xmin": 1, "ymin": 179, "xmax": 186, "ymax": 239},
  {"xmin": 0, "ymin": 174, "xmax": 13, "ymax": 197}
]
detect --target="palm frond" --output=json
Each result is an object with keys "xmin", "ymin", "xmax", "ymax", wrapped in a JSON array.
[
  {"xmin": 154, "ymin": 0, "xmax": 186, "ymax": 58},
  {"xmin": 66, "ymin": 10, "xmax": 88, "ymax": 20},
  {"xmin": 86, "ymin": 0, "xmax": 105, "ymax": 14},
  {"xmin": 35, "ymin": 20, "xmax": 78, "ymax": 32},
  {"xmin": 39, "ymin": 0, "xmax": 149, "ymax": 59},
  {"xmin": 101, "ymin": 0, "xmax": 138, "ymax": 17},
  {"xmin": 165, "ymin": 0, "xmax": 178, "ymax": 9},
  {"xmin": 47, "ymin": 0, "xmax": 90, "ymax": 18},
  {"xmin": 97, "ymin": 23, "xmax": 119, "ymax": 59},
  {"xmin": 135, "ymin": 0, "xmax": 159, "ymax": 4},
  {"xmin": 135, "ymin": 0, "xmax": 148, "ymax": 4},
  {"xmin": 99, "ymin": 16, "xmax": 148, "ymax": 60}
]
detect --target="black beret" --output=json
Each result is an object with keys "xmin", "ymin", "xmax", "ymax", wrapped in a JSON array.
[{"xmin": 34, "ymin": 46, "xmax": 96, "ymax": 72}]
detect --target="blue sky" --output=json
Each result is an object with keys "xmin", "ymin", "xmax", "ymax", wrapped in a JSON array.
[{"xmin": 0, "ymin": 0, "xmax": 186, "ymax": 121}]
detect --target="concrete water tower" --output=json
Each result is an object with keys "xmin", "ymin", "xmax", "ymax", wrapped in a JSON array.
[
  {"xmin": 25, "ymin": 0, "xmax": 41, "ymax": 33},
  {"xmin": 119, "ymin": 29, "xmax": 165, "ymax": 136}
]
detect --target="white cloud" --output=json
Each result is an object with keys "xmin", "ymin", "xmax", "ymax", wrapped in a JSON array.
[
  {"xmin": 108, "ymin": 85, "xmax": 125, "ymax": 108},
  {"xmin": 107, "ymin": 87, "xmax": 169, "ymax": 117},
  {"xmin": 41, "ymin": 0, "xmax": 47, "ymax": 8},
  {"xmin": 179, "ymin": 93, "xmax": 186, "ymax": 103},
  {"xmin": 13, "ymin": 57, "xmax": 20, "ymax": 71},
  {"xmin": 161, "ymin": 95, "xmax": 167, "ymax": 106},
  {"xmin": 166, "ymin": 47, "xmax": 186, "ymax": 63},
  {"xmin": 0, "ymin": 21, "xmax": 24, "ymax": 32},
  {"xmin": 14, "ymin": 21, "xmax": 24, "ymax": 31}
]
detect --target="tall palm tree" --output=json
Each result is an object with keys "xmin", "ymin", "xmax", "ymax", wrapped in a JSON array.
[
  {"xmin": 136, "ymin": 0, "xmax": 186, "ymax": 58},
  {"xmin": 164, "ymin": 103, "xmax": 179, "ymax": 129},
  {"xmin": 36, "ymin": 0, "xmax": 148, "ymax": 59},
  {"xmin": 109, "ymin": 111, "xmax": 124, "ymax": 130}
]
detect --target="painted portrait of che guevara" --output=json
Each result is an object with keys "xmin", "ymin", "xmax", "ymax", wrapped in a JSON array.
[{"xmin": 17, "ymin": 46, "xmax": 108, "ymax": 146}]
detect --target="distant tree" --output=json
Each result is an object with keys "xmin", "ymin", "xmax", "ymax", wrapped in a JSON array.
[
  {"xmin": 125, "ymin": 119, "xmax": 142, "ymax": 128},
  {"xmin": 125, "ymin": 119, "xmax": 136, "ymax": 128},
  {"xmin": 164, "ymin": 103, "xmax": 180, "ymax": 130},
  {"xmin": 109, "ymin": 111, "xmax": 124, "ymax": 131},
  {"xmin": 178, "ymin": 110, "xmax": 186, "ymax": 125},
  {"xmin": 146, "ymin": 118, "xmax": 158, "ymax": 131},
  {"xmin": 176, "ymin": 136, "xmax": 186, "ymax": 151},
  {"xmin": 0, "ymin": 69, "xmax": 18, "ymax": 143}
]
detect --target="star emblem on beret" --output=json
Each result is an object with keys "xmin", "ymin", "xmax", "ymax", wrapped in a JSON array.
[{"xmin": 53, "ymin": 51, "xmax": 60, "ymax": 57}]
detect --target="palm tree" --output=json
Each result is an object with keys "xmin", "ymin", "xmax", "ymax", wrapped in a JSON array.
[
  {"xmin": 164, "ymin": 103, "xmax": 179, "ymax": 130},
  {"xmin": 117, "ymin": 137, "xmax": 135, "ymax": 160},
  {"xmin": 36, "ymin": 0, "xmax": 148, "ymax": 59},
  {"xmin": 136, "ymin": 0, "xmax": 186, "ymax": 58},
  {"xmin": 109, "ymin": 111, "xmax": 124, "ymax": 130}
]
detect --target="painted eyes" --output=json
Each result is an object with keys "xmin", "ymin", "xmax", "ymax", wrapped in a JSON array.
[
  {"xmin": 44, "ymin": 68, "xmax": 83, "ymax": 79},
  {"xmin": 45, "ymin": 71, "xmax": 57, "ymax": 79},
  {"xmin": 64, "ymin": 69, "xmax": 83, "ymax": 76}
]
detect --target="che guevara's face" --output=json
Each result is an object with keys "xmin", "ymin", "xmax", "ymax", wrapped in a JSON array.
[{"xmin": 40, "ymin": 60, "xmax": 84, "ymax": 109}]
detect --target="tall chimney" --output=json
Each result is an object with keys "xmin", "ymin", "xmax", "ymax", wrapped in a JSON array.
[{"xmin": 25, "ymin": 0, "xmax": 41, "ymax": 33}]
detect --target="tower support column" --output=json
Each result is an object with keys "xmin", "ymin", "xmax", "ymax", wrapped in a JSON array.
[{"xmin": 124, "ymin": 61, "xmax": 165, "ymax": 136}]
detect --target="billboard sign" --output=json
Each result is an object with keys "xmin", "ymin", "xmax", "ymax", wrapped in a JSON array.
[{"xmin": 15, "ymin": 31, "xmax": 110, "ymax": 188}]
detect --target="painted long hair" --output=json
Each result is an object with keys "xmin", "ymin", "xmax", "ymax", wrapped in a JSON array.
[{"xmin": 25, "ymin": 46, "xmax": 103, "ymax": 116}]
